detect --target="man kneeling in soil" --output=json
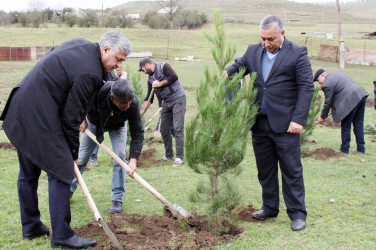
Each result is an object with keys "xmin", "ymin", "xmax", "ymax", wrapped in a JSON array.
[{"xmin": 70, "ymin": 78, "xmax": 144, "ymax": 213}]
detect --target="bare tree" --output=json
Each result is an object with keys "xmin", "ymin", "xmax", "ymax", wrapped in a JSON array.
[
  {"xmin": 28, "ymin": 0, "xmax": 46, "ymax": 11},
  {"xmin": 159, "ymin": 0, "xmax": 182, "ymax": 28}
]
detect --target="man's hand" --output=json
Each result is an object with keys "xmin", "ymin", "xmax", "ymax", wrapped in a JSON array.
[
  {"xmin": 74, "ymin": 159, "xmax": 78, "ymax": 165},
  {"xmin": 287, "ymin": 122, "xmax": 304, "ymax": 134},
  {"xmin": 152, "ymin": 80, "xmax": 162, "ymax": 88},
  {"xmin": 79, "ymin": 119, "xmax": 88, "ymax": 132},
  {"xmin": 126, "ymin": 158, "xmax": 138, "ymax": 178},
  {"xmin": 315, "ymin": 117, "xmax": 325, "ymax": 125}
]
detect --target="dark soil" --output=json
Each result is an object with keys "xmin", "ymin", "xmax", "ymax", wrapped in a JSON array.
[
  {"xmin": 137, "ymin": 148, "xmax": 168, "ymax": 169},
  {"xmin": 366, "ymin": 98, "xmax": 374, "ymax": 108},
  {"xmin": 0, "ymin": 142, "xmax": 15, "ymax": 150},
  {"xmin": 237, "ymin": 204, "xmax": 262, "ymax": 222},
  {"xmin": 306, "ymin": 147, "xmax": 345, "ymax": 160},
  {"xmin": 74, "ymin": 211, "xmax": 244, "ymax": 249},
  {"xmin": 144, "ymin": 137, "xmax": 163, "ymax": 146},
  {"xmin": 319, "ymin": 118, "xmax": 341, "ymax": 128}
]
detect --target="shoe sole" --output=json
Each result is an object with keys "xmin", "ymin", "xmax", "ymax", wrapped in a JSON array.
[{"xmin": 51, "ymin": 243, "xmax": 96, "ymax": 249}]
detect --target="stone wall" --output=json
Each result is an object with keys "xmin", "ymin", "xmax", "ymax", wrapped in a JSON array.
[{"xmin": 318, "ymin": 44, "xmax": 376, "ymax": 66}]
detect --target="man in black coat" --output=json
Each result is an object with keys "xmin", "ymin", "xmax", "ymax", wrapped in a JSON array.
[
  {"xmin": 0, "ymin": 30, "xmax": 131, "ymax": 248},
  {"xmin": 227, "ymin": 15, "xmax": 313, "ymax": 231}
]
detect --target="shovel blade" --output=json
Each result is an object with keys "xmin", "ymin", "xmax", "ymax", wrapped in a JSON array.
[
  {"xmin": 167, "ymin": 204, "xmax": 191, "ymax": 219},
  {"xmin": 98, "ymin": 218, "xmax": 123, "ymax": 250}
]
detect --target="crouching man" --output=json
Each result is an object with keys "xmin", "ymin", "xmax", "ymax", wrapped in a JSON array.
[{"xmin": 70, "ymin": 79, "xmax": 144, "ymax": 213}]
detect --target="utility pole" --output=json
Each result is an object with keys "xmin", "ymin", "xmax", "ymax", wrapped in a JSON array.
[
  {"xmin": 101, "ymin": 3, "xmax": 103, "ymax": 28},
  {"xmin": 336, "ymin": 0, "xmax": 345, "ymax": 69}
]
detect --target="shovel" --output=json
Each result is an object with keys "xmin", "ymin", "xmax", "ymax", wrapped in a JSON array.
[
  {"xmin": 141, "ymin": 87, "xmax": 155, "ymax": 116},
  {"xmin": 84, "ymin": 129, "xmax": 191, "ymax": 219},
  {"xmin": 143, "ymin": 108, "xmax": 161, "ymax": 131},
  {"xmin": 74, "ymin": 163, "xmax": 123, "ymax": 250}
]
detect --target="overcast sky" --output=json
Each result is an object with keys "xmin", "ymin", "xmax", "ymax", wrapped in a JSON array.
[{"xmin": 0, "ymin": 0, "xmax": 361, "ymax": 12}]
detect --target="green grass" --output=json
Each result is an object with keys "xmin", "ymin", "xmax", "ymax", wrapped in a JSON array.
[{"xmin": 1, "ymin": 11, "xmax": 376, "ymax": 249}]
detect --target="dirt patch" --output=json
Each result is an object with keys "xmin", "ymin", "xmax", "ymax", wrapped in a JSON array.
[
  {"xmin": 306, "ymin": 147, "xmax": 345, "ymax": 160},
  {"xmin": 184, "ymin": 87, "xmax": 195, "ymax": 92},
  {"xmin": 304, "ymin": 140, "xmax": 317, "ymax": 145},
  {"xmin": 137, "ymin": 148, "xmax": 167, "ymax": 169},
  {"xmin": 320, "ymin": 118, "xmax": 341, "ymax": 128},
  {"xmin": 237, "ymin": 204, "xmax": 261, "ymax": 222},
  {"xmin": 0, "ymin": 142, "xmax": 16, "ymax": 150},
  {"xmin": 366, "ymin": 98, "xmax": 374, "ymax": 108},
  {"xmin": 144, "ymin": 137, "xmax": 163, "ymax": 146},
  {"xmin": 74, "ymin": 212, "xmax": 243, "ymax": 249}
]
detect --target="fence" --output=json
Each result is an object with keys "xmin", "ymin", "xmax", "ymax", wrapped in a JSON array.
[{"xmin": 1, "ymin": 35, "xmax": 376, "ymax": 65}]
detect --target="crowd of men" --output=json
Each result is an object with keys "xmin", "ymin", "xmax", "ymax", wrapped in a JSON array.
[{"xmin": 0, "ymin": 15, "xmax": 373, "ymax": 248}]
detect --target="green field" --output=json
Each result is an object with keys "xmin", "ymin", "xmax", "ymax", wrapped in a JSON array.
[{"xmin": 1, "ymin": 1, "xmax": 376, "ymax": 249}]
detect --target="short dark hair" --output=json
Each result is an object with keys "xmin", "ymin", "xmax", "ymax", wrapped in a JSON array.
[
  {"xmin": 111, "ymin": 79, "xmax": 134, "ymax": 101},
  {"xmin": 138, "ymin": 57, "xmax": 153, "ymax": 71}
]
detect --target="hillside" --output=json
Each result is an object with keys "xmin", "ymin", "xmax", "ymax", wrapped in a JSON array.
[{"xmin": 116, "ymin": 0, "xmax": 376, "ymax": 25}]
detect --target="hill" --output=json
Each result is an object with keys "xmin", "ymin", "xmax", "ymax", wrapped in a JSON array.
[{"xmin": 116, "ymin": 0, "xmax": 376, "ymax": 25}]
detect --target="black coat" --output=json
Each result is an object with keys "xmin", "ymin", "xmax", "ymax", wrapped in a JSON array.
[{"xmin": 0, "ymin": 38, "xmax": 106, "ymax": 184}]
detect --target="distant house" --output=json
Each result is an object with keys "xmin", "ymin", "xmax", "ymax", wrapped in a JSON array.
[
  {"xmin": 157, "ymin": 7, "xmax": 178, "ymax": 15},
  {"xmin": 73, "ymin": 8, "xmax": 89, "ymax": 18},
  {"xmin": 126, "ymin": 14, "xmax": 141, "ymax": 20},
  {"xmin": 364, "ymin": 31, "xmax": 376, "ymax": 39}
]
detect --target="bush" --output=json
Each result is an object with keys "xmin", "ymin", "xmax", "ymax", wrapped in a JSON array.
[
  {"xmin": 175, "ymin": 9, "xmax": 207, "ymax": 29},
  {"xmin": 78, "ymin": 11, "xmax": 99, "ymax": 28},
  {"xmin": 65, "ymin": 14, "xmax": 77, "ymax": 28},
  {"xmin": 149, "ymin": 14, "xmax": 170, "ymax": 29}
]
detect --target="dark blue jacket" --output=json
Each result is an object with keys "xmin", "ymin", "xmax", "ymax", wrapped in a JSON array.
[{"xmin": 227, "ymin": 38, "xmax": 314, "ymax": 133}]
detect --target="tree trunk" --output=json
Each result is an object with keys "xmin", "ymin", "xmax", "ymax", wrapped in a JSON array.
[{"xmin": 336, "ymin": 0, "xmax": 345, "ymax": 69}]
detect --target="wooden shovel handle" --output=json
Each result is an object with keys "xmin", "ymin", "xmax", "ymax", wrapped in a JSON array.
[
  {"xmin": 141, "ymin": 87, "xmax": 155, "ymax": 116},
  {"xmin": 84, "ymin": 129, "xmax": 174, "ymax": 209},
  {"xmin": 73, "ymin": 163, "xmax": 101, "ymax": 221}
]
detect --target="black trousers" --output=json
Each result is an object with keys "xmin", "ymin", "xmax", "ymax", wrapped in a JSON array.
[
  {"xmin": 17, "ymin": 150, "xmax": 75, "ymax": 240},
  {"xmin": 252, "ymin": 116, "xmax": 307, "ymax": 221}
]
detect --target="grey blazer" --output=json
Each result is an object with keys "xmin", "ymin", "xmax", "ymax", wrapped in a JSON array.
[{"xmin": 321, "ymin": 71, "xmax": 368, "ymax": 123}]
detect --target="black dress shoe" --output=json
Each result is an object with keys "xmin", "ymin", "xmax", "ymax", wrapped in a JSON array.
[
  {"xmin": 23, "ymin": 224, "xmax": 50, "ymax": 240},
  {"xmin": 291, "ymin": 219, "xmax": 306, "ymax": 231},
  {"xmin": 51, "ymin": 234, "xmax": 96, "ymax": 249},
  {"xmin": 252, "ymin": 210, "xmax": 278, "ymax": 220}
]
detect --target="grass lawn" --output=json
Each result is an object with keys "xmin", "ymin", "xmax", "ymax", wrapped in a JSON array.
[{"xmin": 0, "ymin": 25, "xmax": 376, "ymax": 249}]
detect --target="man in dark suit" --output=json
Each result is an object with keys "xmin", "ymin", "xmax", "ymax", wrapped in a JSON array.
[
  {"xmin": 227, "ymin": 15, "xmax": 313, "ymax": 231},
  {"xmin": 0, "ymin": 30, "xmax": 131, "ymax": 248},
  {"xmin": 314, "ymin": 69, "xmax": 368, "ymax": 154}
]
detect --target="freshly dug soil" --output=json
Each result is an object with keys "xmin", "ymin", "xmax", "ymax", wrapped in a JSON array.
[
  {"xmin": 74, "ymin": 211, "xmax": 244, "ymax": 249},
  {"xmin": 137, "ymin": 148, "xmax": 168, "ymax": 169},
  {"xmin": 0, "ymin": 142, "xmax": 15, "ymax": 150},
  {"xmin": 320, "ymin": 118, "xmax": 340, "ymax": 128},
  {"xmin": 366, "ymin": 98, "xmax": 374, "ymax": 108},
  {"xmin": 306, "ymin": 147, "xmax": 345, "ymax": 160},
  {"xmin": 237, "ymin": 204, "xmax": 261, "ymax": 222}
]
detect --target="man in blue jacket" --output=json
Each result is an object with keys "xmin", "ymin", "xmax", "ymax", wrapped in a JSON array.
[
  {"xmin": 0, "ymin": 30, "xmax": 131, "ymax": 248},
  {"xmin": 227, "ymin": 15, "xmax": 313, "ymax": 231},
  {"xmin": 70, "ymin": 79, "xmax": 144, "ymax": 214}
]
